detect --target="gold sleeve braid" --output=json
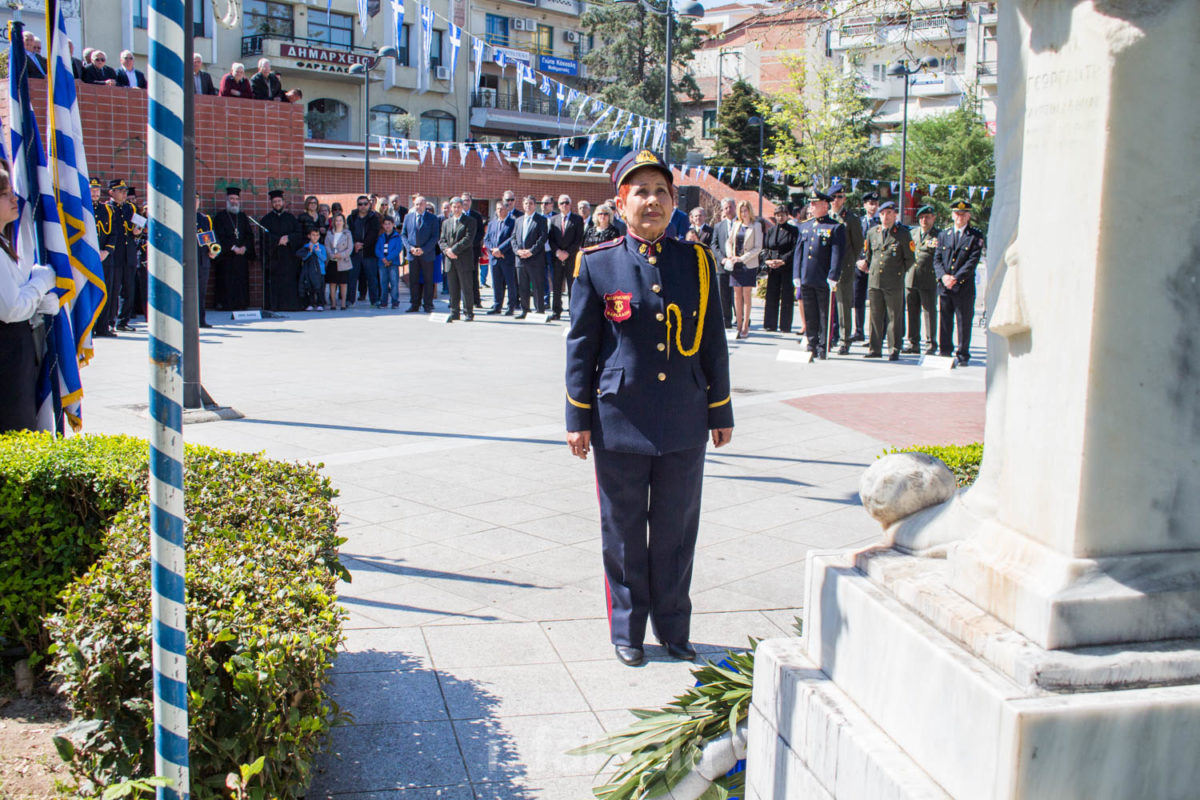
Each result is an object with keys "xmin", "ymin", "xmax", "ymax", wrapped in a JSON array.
[{"xmin": 664, "ymin": 244, "xmax": 711, "ymax": 358}]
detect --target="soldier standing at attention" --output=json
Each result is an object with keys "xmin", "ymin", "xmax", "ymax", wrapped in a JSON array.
[
  {"xmin": 827, "ymin": 184, "xmax": 863, "ymax": 354},
  {"xmin": 565, "ymin": 149, "xmax": 734, "ymax": 667},
  {"xmin": 852, "ymin": 191, "xmax": 881, "ymax": 342},
  {"xmin": 934, "ymin": 199, "xmax": 985, "ymax": 365},
  {"xmin": 905, "ymin": 205, "xmax": 940, "ymax": 354},
  {"xmin": 792, "ymin": 189, "xmax": 846, "ymax": 361},
  {"xmin": 859, "ymin": 200, "xmax": 913, "ymax": 360}
]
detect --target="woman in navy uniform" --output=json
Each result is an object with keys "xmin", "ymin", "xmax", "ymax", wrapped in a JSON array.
[{"xmin": 565, "ymin": 150, "xmax": 734, "ymax": 667}]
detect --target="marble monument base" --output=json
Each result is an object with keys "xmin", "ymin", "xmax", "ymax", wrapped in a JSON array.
[{"xmin": 747, "ymin": 549, "xmax": 1200, "ymax": 800}]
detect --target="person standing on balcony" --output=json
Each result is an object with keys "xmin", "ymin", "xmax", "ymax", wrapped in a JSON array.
[
  {"xmin": 82, "ymin": 51, "xmax": 118, "ymax": 85},
  {"xmin": 193, "ymin": 54, "xmax": 217, "ymax": 95},
  {"xmin": 250, "ymin": 58, "xmax": 284, "ymax": 101},
  {"xmin": 219, "ymin": 63, "xmax": 252, "ymax": 98},
  {"xmin": 115, "ymin": 51, "xmax": 147, "ymax": 89}
]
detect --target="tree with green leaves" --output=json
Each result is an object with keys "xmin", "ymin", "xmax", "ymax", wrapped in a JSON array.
[
  {"xmin": 706, "ymin": 79, "xmax": 783, "ymax": 199},
  {"xmin": 764, "ymin": 55, "xmax": 874, "ymax": 189},
  {"xmin": 894, "ymin": 89, "xmax": 995, "ymax": 230},
  {"xmin": 579, "ymin": 0, "xmax": 703, "ymax": 159}
]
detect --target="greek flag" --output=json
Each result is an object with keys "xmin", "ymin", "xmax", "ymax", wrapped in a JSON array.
[
  {"xmin": 416, "ymin": 3, "xmax": 433, "ymax": 94},
  {"xmin": 447, "ymin": 24, "xmax": 461, "ymax": 85},
  {"xmin": 7, "ymin": 19, "xmax": 89, "ymax": 432},
  {"xmin": 390, "ymin": 0, "xmax": 405, "ymax": 51},
  {"xmin": 358, "ymin": 0, "xmax": 370, "ymax": 35}
]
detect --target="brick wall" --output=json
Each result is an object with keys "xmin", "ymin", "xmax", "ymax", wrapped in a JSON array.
[{"xmin": 2, "ymin": 82, "xmax": 307, "ymax": 307}]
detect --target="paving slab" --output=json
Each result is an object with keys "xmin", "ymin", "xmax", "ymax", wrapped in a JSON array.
[{"xmin": 77, "ymin": 295, "xmax": 984, "ymax": 798}]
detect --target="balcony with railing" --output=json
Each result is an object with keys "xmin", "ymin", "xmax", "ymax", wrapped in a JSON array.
[
  {"xmin": 469, "ymin": 89, "xmax": 580, "ymax": 136},
  {"xmin": 240, "ymin": 34, "xmax": 383, "ymax": 78}
]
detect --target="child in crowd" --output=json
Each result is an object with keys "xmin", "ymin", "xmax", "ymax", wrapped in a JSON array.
[{"xmin": 296, "ymin": 226, "xmax": 327, "ymax": 311}]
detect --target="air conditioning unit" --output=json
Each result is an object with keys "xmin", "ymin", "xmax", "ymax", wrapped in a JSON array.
[
  {"xmin": 435, "ymin": 65, "xmax": 451, "ymax": 81},
  {"xmin": 564, "ymin": 30, "xmax": 579, "ymax": 43},
  {"xmin": 512, "ymin": 18, "xmax": 527, "ymax": 30},
  {"xmin": 477, "ymin": 87, "xmax": 497, "ymax": 107}
]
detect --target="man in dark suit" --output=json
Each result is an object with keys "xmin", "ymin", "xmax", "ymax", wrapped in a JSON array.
[
  {"xmin": 686, "ymin": 207, "xmax": 713, "ymax": 247},
  {"xmin": 485, "ymin": 197, "xmax": 521, "ymax": 315},
  {"xmin": 513, "ymin": 195, "xmax": 548, "ymax": 318},
  {"xmin": 401, "ymin": 195, "xmax": 440, "ymax": 312},
  {"xmin": 548, "ymin": 193, "xmax": 584, "ymax": 320},
  {"xmin": 82, "ymin": 51, "xmax": 118, "ymax": 85},
  {"xmin": 250, "ymin": 58, "xmax": 284, "ymax": 101},
  {"xmin": 933, "ymin": 199, "xmax": 985, "ymax": 365},
  {"xmin": 829, "ymin": 183, "xmax": 865, "ymax": 353},
  {"xmin": 794, "ymin": 190, "xmax": 846, "ymax": 360},
  {"xmin": 192, "ymin": 54, "xmax": 217, "ymax": 95},
  {"xmin": 461, "ymin": 192, "xmax": 486, "ymax": 305},
  {"xmin": 115, "ymin": 51, "xmax": 147, "ymax": 89},
  {"xmin": 439, "ymin": 197, "xmax": 478, "ymax": 322},
  {"xmin": 709, "ymin": 197, "xmax": 737, "ymax": 329}
]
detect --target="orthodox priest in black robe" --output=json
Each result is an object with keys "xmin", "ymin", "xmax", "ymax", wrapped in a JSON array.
[
  {"xmin": 260, "ymin": 189, "xmax": 303, "ymax": 311},
  {"xmin": 211, "ymin": 187, "xmax": 256, "ymax": 310}
]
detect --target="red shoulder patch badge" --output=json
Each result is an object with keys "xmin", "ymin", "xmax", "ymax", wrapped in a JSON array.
[{"xmin": 604, "ymin": 291, "xmax": 633, "ymax": 322}]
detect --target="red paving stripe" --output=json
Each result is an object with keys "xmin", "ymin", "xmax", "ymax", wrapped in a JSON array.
[{"xmin": 787, "ymin": 392, "xmax": 985, "ymax": 448}]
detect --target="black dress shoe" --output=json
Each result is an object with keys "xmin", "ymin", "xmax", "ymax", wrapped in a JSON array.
[
  {"xmin": 550, "ymin": 313, "xmax": 561, "ymax": 321},
  {"xmin": 864, "ymin": 351, "xmax": 882, "ymax": 359},
  {"xmin": 199, "ymin": 323, "xmax": 213, "ymax": 329},
  {"xmin": 446, "ymin": 315, "xmax": 456, "ymax": 323},
  {"xmin": 406, "ymin": 307, "xmax": 420, "ymax": 313},
  {"xmin": 903, "ymin": 344, "xmax": 919, "ymax": 354},
  {"xmin": 925, "ymin": 346, "xmax": 938, "ymax": 355},
  {"xmin": 514, "ymin": 311, "xmax": 527, "ymax": 319},
  {"xmin": 503, "ymin": 310, "xmax": 515, "ymax": 316},
  {"xmin": 957, "ymin": 356, "xmax": 970, "ymax": 366},
  {"xmin": 116, "ymin": 323, "xmax": 135, "ymax": 332},
  {"xmin": 851, "ymin": 332, "xmax": 865, "ymax": 342},
  {"xmin": 615, "ymin": 645, "xmax": 644, "ymax": 666},
  {"xmin": 464, "ymin": 315, "xmax": 474, "ymax": 322},
  {"xmin": 837, "ymin": 343, "xmax": 850, "ymax": 355},
  {"xmin": 664, "ymin": 642, "xmax": 696, "ymax": 661},
  {"xmin": 486, "ymin": 308, "xmax": 502, "ymax": 315},
  {"xmin": 889, "ymin": 351, "xmax": 900, "ymax": 361}
]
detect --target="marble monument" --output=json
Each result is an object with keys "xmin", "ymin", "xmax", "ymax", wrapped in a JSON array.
[{"xmin": 747, "ymin": 1, "xmax": 1200, "ymax": 797}]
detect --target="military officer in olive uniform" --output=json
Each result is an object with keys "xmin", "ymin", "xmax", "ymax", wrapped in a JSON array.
[
  {"xmin": 792, "ymin": 188, "xmax": 845, "ymax": 361},
  {"xmin": 934, "ymin": 199, "xmax": 985, "ymax": 365},
  {"xmin": 905, "ymin": 205, "xmax": 940, "ymax": 354},
  {"xmin": 828, "ymin": 184, "xmax": 864, "ymax": 354},
  {"xmin": 566, "ymin": 149, "xmax": 734, "ymax": 668},
  {"xmin": 858, "ymin": 200, "xmax": 914, "ymax": 360}
]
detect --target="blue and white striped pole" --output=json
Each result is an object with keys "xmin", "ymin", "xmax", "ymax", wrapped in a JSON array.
[{"xmin": 146, "ymin": 0, "xmax": 190, "ymax": 796}]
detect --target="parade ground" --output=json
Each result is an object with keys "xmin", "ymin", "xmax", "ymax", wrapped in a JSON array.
[{"xmin": 81, "ymin": 293, "xmax": 985, "ymax": 799}]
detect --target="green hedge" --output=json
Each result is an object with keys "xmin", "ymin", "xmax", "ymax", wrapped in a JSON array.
[
  {"xmin": 887, "ymin": 442, "xmax": 984, "ymax": 487},
  {"xmin": 0, "ymin": 434, "xmax": 348, "ymax": 798},
  {"xmin": 0, "ymin": 432, "xmax": 147, "ymax": 660}
]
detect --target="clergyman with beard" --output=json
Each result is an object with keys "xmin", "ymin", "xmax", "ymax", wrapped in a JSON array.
[{"xmin": 211, "ymin": 187, "xmax": 256, "ymax": 310}]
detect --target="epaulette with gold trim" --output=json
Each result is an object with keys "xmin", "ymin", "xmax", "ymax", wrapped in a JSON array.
[{"xmin": 581, "ymin": 235, "xmax": 624, "ymax": 254}]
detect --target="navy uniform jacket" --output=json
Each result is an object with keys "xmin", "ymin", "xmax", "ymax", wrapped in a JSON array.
[
  {"xmin": 566, "ymin": 235, "xmax": 733, "ymax": 455},
  {"xmin": 793, "ymin": 215, "xmax": 846, "ymax": 287},
  {"xmin": 933, "ymin": 225, "xmax": 984, "ymax": 294}
]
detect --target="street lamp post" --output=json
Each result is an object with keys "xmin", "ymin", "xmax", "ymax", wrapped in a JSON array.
[
  {"xmin": 748, "ymin": 115, "xmax": 764, "ymax": 219},
  {"xmin": 887, "ymin": 56, "xmax": 938, "ymax": 222},
  {"xmin": 615, "ymin": 0, "xmax": 706, "ymax": 164},
  {"xmin": 349, "ymin": 46, "xmax": 399, "ymax": 196}
]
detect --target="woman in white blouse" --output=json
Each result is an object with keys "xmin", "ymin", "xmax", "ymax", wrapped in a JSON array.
[
  {"xmin": 723, "ymin": 199, "xmax": 762, "ymax": 339},
  {"xmin": 0, "ymin": 167, "xmax": 58, "ymax": 432}
]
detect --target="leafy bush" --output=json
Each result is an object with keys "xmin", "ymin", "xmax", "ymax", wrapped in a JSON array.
[
  {"xmin": 887, "ymin": 442, "xmax": 983, "ymax": 487},
  {"xmin": 44, "ymin": 442, "xmax": 346, "ymax": 799},
  {"xmin": 0, "ymin": 432, "xmax": 147, "ymax": 661}
]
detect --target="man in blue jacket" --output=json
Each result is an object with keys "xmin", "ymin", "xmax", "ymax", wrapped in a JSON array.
[
  {"xmin": 513, "ymin": 195, "xmax": 548, "ymax": 319},
  {"xmin": 565, "ymin": 149, "xmax": 734, "ymax": 666},
  {"xmin": 485, "ymin": 193, "xmax": 521, "ymax": 315},
  {"xmin": 401, "ymin": 195, "xmax": 440, "ymax": 313},
  {"xmin": 793, "ymin": 188, "xmax": 846, "ymax": 361}
]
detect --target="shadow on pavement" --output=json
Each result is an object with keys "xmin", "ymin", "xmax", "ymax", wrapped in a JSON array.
[
  {"xmin": 343, "ymin": 553, "xmax": 545, "ymax": 589},
  {"xmin": 235, "ymin": 417, "xmax": 562, "ymax": 446}
]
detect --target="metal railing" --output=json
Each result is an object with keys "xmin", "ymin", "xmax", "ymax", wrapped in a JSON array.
[{"xmin": 471, "ymin": 90, "xmax": 558, "ymax": 117}]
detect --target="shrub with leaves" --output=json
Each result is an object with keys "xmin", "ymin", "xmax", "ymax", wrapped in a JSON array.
[
  {"xmin": 0, "ymin": 432, "xmax": 147, "ymax": 661},
  {"xmin": 44, "ymin": 441, "xmax": 347, "ymax": 799},
  {"xmin": 887, "ymin": 442, "xmax": 984, "ymax": 487},
  {"xmin": 573, "ymin": 646, "xmax": 756, "ymax": 800}
]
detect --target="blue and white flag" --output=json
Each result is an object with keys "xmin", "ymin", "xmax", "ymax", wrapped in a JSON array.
[
  {"xmin": 416, "ymin": 3, "xmax": 433, "ymax": 94},
  {"xmin": 929, "ymin": 183, "xmax": 939, "ymax": 195},
  {"xmin": 8, "ymin": 20, "xmax": 91, "ymax": 432},
  {"xmin": 390, "ymin": 0, "xmax": 405, "ymax": 51},
  {"xmin": 556, "ymin": 82, "xmax": 566, "ymax": 118},
  {"xmin": 584, "ymin": 134, "xmax": 597, "ymax": 159},
  {"xmin": 447, "ymin": 24, "xmax": 462, "ymax": 85},
  {"xmin": 358, "ymin": 0, "xmax": 370, "ymax": 35},
  {"xmin": 968, "ymin": 185, "xmax": 977, "ymax": 199},
  {"xmin": 472, "ymin": 37, "xmax": 485, "ymax": 93},
  {"xmin": 948, "ymin": 185, "xmax": 958, "ymax": 199},
  {"xmin": 477, "ymin": 143, "xmax": 489, "ymax": 167},
  {"xmin": 540, "ymin": 75, "xmax": 553, "ymax": 96},
  {"xmin": 979, "ymin": 187, "xmax": 989, "ymax": 199},
  {"xmin": 441, "ymin": 141, "xmax": 450, "ymax": 166}
]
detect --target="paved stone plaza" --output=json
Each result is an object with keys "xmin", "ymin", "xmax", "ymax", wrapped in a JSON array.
[{"xmin": 80, "ymin": 293, "xmax": 984, "ymax": 799}]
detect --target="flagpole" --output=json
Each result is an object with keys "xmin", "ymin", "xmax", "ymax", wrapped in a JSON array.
[{"xmin": 147, "ymin": 0, "xmax": 191, "ymax": 797}]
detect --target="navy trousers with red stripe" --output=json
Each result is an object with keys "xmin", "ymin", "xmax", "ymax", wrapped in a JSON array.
[{"xmin": 594, "ymin": 444, "xmax": 706, "ymax": 648}]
